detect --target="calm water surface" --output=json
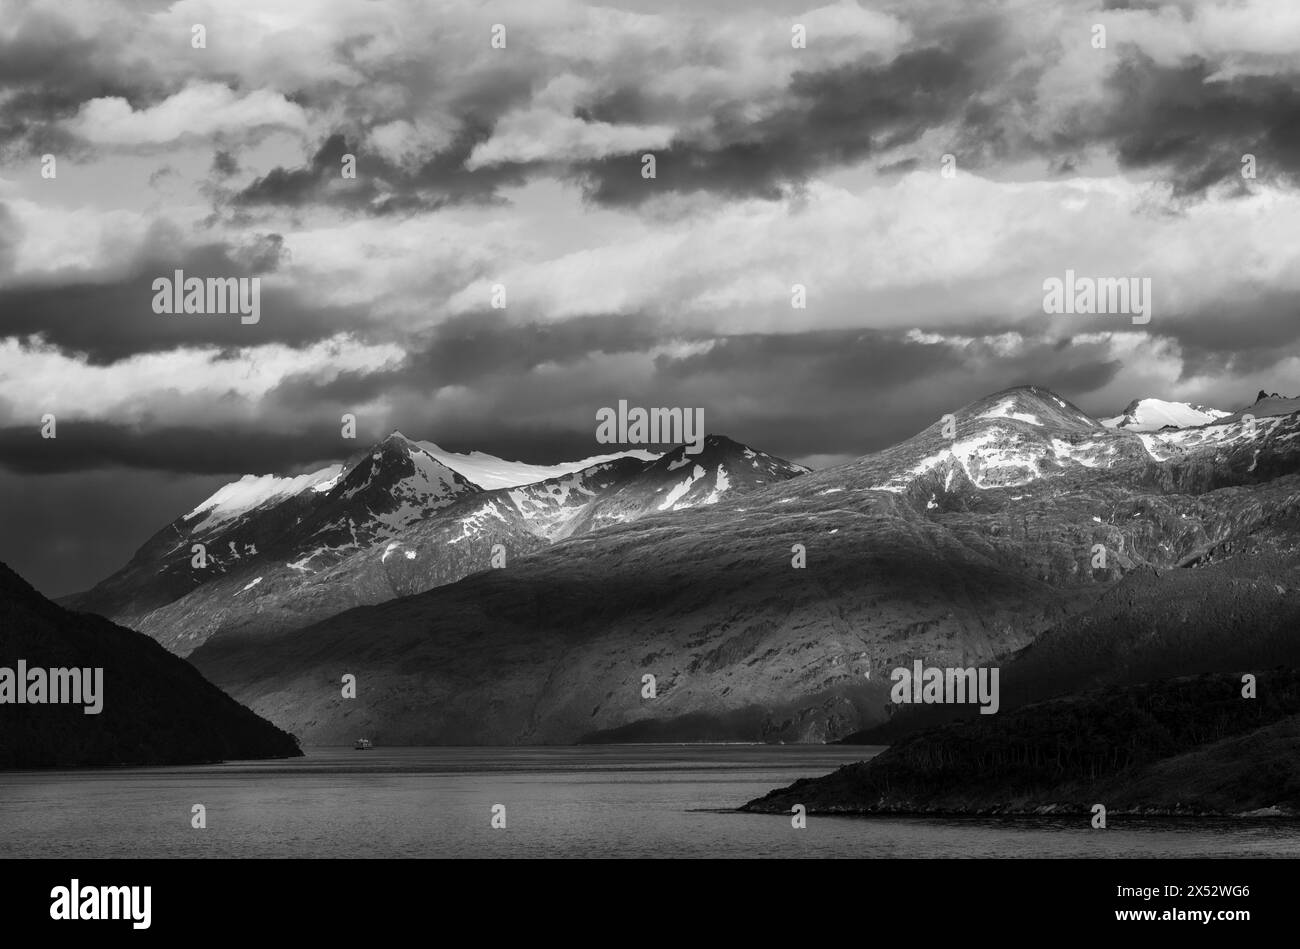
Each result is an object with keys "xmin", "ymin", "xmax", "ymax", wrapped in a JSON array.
[{"xmin": 2, "ymin": 745, "xmax": 1297, "ymax": 858}]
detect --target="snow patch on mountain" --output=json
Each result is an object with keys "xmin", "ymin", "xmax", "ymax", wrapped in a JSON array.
[
  {"xmin": 1102, "ymin": 398, "xmax": 1229, "ymax": 432},
  {"xmin": 414, "ymin": 440, "xmax": 660, "ymax": 490},
  {"xmin": 703, "ymin": 465, "xmax": 731, "ymax": 504},
  {"xmin": 659, "ymin": 465, "xmax": 707, "ymax": 510},
  {"xmin": 1049, "ymin": 438, "xmax": 1112, "ymax": 468},
  {"xmin": 874, "ymin": 425, "xmax": 1130, "ymax": 494},
  {"xmin": 872, "ymin": 431, "xmax": 1004, "ymax": 493},
  {"xmin": 1141, "ymin": 415, "xmax": 1283, "ymax": 454},
  {"xmin": 286, "ymin": 546, "xmax": 335, "ymax": 573},
  {"xmin": 381, "ymin": 542, "xmax": 419, "ymax": 563},
  {"xmin": 447, "ymin": 500, "xmax": 509, "ymax": 544},
  {"xmin": 978, "ymin": 398, "xmax": 1044, "ymax": 426},
  {"xmin": 185, "ymin": 464, "xmax": 345, "ymax": 528},
  {"xmin": 1137, "ymin": 433, "xmax": 1170, "ymax": 461}
]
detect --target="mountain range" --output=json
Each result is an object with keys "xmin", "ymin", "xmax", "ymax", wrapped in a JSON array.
[
  {"xmin": 64, "ymin": 433, "xmax": 806, "ymax": 656},
  {"xmin": 59, "ymin": 386, "xmax": 1300, "ymax": 749}
]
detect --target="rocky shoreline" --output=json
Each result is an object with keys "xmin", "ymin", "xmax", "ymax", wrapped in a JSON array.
[{"xmin": 742, "ymin": 793, "xmax": 1300, "ymax": 820}]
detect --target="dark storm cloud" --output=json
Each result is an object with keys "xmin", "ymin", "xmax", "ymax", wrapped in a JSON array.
[
  {"xmin": 647, "ymin": 326, "xmax": 1125, "ymax": 459},
  {"xmin": 397, "ymin": 117, "xmax": 535, "ymax": 206},
  {"xmin": 403, "ymin": 311, "xmax": 671, "ymax": 384},
  {"xmin": 212, "ymin": 150, "xmax": 239, "ymax": 177},
  {"xmin": 1159, "ymin": 290, "xmax": 1300, "ymax": 380},
  {"xmin": 0, "ymin": 468, "xmax": 231, "ymax": 598},
  {"xmin": 230, "ymin": 123, "xmax": 536, "ymax": 214},
  {"xmin": 234, "ymin": 133, "xmax": 364, "ymax": 207},
  {"xmin": 877, "ymin": 156, "xmax": 920, "ymax": 175},
  {"xmin": 266, "ymin": 366, "xmax": 400, "ymax": 412},
  {"xmin": 0, "ymin": 235, "xmax": 375, "ymax": 364},
  {"xmin": 1092, "ymin": 59, "xmax": 1300, "ymax": 195},
  {"xmin": 262, "ymin": 311, "xmax": 677, "ymax": 412},
  {"xmin": 0, "ymin": 16, "xmax": 91, "ymax": 85},
  {"xmin": 572, "ymin": 44, "xmax": 977, "ymax": 205},
  {"xmin": 0, "ymin": 203, "xmax": 18, "ymax": 275},
  {"xmin": 0, "ymin": 86, "xmax": 84, "ymax": 159},
  {"xmin": 0, "ymin": 418, "xmax": 350, "ymax": 477},
  {"xmin": 654, "ymin": 331, "xmax": 965, "ymax": 384}
]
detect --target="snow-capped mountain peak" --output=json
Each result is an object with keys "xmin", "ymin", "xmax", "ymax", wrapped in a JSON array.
[
  {"xmin": 330, "ymin": 434, "xmax": 478, "ymax": 509},
  {"xmin": 1101, "ymin": 398, "xmax": 1230, "ymax": 432}
]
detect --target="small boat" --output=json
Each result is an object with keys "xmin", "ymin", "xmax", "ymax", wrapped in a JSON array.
[{"xmin": 353, "ymin": 738, "xmax": 372, "ymax": 750}]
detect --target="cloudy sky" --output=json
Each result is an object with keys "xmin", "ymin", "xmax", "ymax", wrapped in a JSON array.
[{"xmin": 2, "ymin": 0, "xmax": 1300, "ymax": 595}]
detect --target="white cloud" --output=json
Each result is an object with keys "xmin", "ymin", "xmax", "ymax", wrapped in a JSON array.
[
  {"xmin": 0, "ymin": 199, "xmax": 162, "ymax": 281},
  {"xmin": 65, "ymin": 82, "xmax": 309, "ymax": 146},
  {"xmin": 441, "ymin": 173, "xmax": 1300, "ymax": 341},
  {"xmin": 0, "ymin": 335, "xmax": 405, "ymax": 425},
  {"xmin": 368, "ymin": 119, "xmax": 457, "ymax": 173},
  {"xmin": 467, "ymin": 98, "xmax": 676, "ymax": 167}
]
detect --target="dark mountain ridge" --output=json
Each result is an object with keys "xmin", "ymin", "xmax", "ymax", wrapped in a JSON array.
[{"xmin": 0, "ymin": 561, "xmax": 300, "ymax": 769}]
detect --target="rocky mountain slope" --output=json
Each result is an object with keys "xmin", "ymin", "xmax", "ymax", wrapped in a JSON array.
[
  {"xmin": 186, "ymin": 384, "xmax": 1300, "ymax": 744},
  {"xmin": 843, "ymin": 547, "xmax": 1300, "ymax": 744},
  {"xmin": 0, "ymin": 561, "xmax": 300, "ymax": 768}
]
